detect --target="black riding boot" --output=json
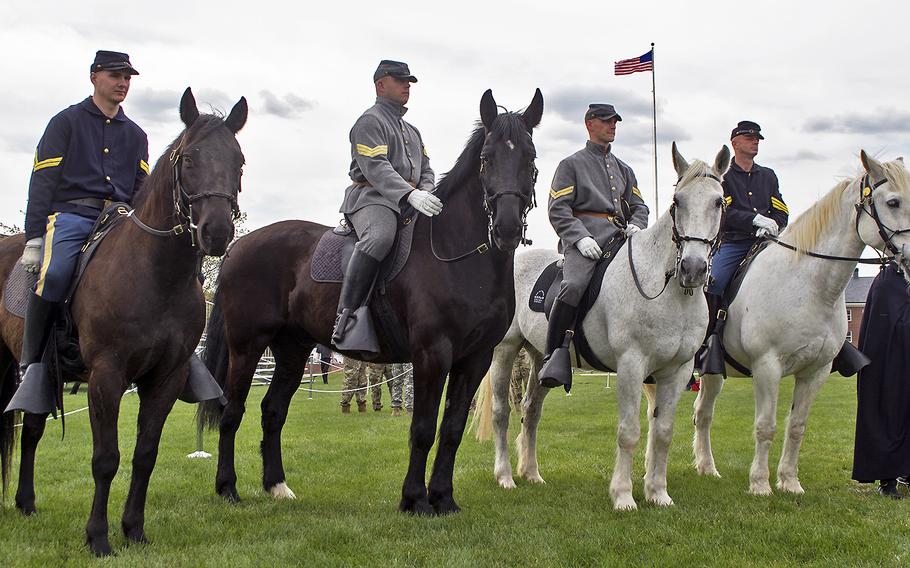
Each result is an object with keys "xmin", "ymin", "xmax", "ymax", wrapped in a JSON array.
[
  {"xmin": 695, "ymin": 293, "xmax": 726, "ymax": 376},
  {"xmin": 538, "ymin": 299, "xmax": 577, "ymax": 391},
  {"xmin": 878, "ymin": 479, "xmax": 902, "ymax": 500},
  {"xmin": 331, "ymin": 249, "xmax": 382, "ymax": 354},
  {"xmin": 6, "ymin": 293, "xmax": 56, "ymax": 414}
]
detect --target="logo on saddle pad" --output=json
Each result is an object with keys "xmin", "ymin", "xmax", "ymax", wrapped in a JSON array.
[{"xmin": 532, "ymin": 289, "xmax": 545, "ymax": 306}]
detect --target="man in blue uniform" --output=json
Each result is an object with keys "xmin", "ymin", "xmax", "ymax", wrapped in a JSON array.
[
  {"xmin": 8, "ymin": 50, "xmax": 148, "ymax": 414},
  {"xmin": 707, "ymin": 120, "xmax": 788, "ymax": 298},
  {"xmin": 331, "ymin": 60, "xmax": 440, "ymax": 353}
]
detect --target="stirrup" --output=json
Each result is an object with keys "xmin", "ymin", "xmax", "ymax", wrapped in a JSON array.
[
  {"xmin": 179, "ymin": 354, "xmax": 226, "ymax": 404},
  {"xmin": 538, "ymin": 330, "xmax": 574, "ymax": 392},
  {"xmin": 332, "ymin": 309, "xmax": 352, "ymax": 343},
  {"xmin": 332, "ymin": 306, "xmax": 380, "ymax": 354}
]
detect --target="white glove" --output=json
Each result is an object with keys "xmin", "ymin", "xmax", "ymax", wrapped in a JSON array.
[
  {"xmin": 19, "ymin": 237, "xmax": 42, "ymax": 273},
  {"xmin": 407, "ymin": 189, "xmax": 443, "ymax": 217},
  {"xmin": 752, "ymin": 214, "xmax": 779, "ymax": 238},
  {"xmin": 576, "ymin": 236, "xmax": 603, "ymax": 260},
  {"xmin": 624, "ymin": 224, "xmax": 641, "ymax": 237}
]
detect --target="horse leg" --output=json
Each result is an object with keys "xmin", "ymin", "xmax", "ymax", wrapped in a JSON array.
[
  {"xmin": 749, "ymin": 359, "xmax": 782, "ymax": 496},
  {"xmin": 399, "ymin": 345, "xmax": 451, "ymax": 515},
  {"xmin": 643, "ymin": 365, "xmax": 691, "ymax": 507},
  {"xmin": 216, "ymin": 344, "xmax": 263, "ymax": 502},
  {"xmin": 490, "ymin": 343, "xmax": 519, "ymax": 489},
  {"xmin": 121, "ymin": 370, "xmax": 182, "ymax": 544},
  {"xmin": 14, "ymin": 412, "xmax": 48, "ymax": 515},
  {"xmin": 428, "ymin": 350, "xmax": 493, "ymax": 514},
  {"xmin": 260, "ymin": 340, "xmax": 309, "ymax": 499},
  {"xmin": 516, "ymin": 354, "xmax": 549, "ymax": 484},
  {"xmin": 84, "ymin": 366, "xmax": 128, "ymax": 556},
  {"xmin": 692, "ymin": 373, "xmax": 724, "ymax": 477},
  {"xmin": 776, "ymin": 365, "xmax": 829, "ymax": 494},
  {"xmin": 610, "ymin": 355, "xmax": 647, "ymax": 511}
]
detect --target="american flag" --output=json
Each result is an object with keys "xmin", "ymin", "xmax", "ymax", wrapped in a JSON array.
[{"xmin": 614, "ymin": 50, "xmax": 653, "ymax": 75}]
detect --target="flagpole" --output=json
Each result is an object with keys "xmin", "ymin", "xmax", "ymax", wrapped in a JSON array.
[{"xmin": 650, "ymin": 42, "xmax": 659, "ymax": 214}]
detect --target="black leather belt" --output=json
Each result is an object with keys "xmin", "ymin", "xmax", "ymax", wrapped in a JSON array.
[{"xmin": 61, "ymin": 197, "xmax": 107, "ymax": 209}]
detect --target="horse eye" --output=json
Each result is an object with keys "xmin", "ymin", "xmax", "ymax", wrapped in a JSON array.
[{"xmin": 887, "ymin": 198, "xmax": 900, "ymax": 208}]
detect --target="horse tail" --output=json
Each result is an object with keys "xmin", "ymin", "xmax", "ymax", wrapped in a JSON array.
[
  {"xmin": 197, "ymin": 288, "xmax": 229, "ymax": 432},
  {"xmin": 471, "ymin": 371, "xmax": 494, "ymax": 442},
  {"xmin": 0, "ymin": 348, "xmax": 19, "ymax": 498},
  {"xmin": 643, "ymin": 381, "xmax": 657, "ymax": 417}
]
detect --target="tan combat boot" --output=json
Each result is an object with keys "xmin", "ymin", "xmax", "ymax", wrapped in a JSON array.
[
  {"xmin": 341, "ymin": 405, "xmax": 351, "ymax": 414},
  {"xmin": 357, "ymin": 401, "xmax": 367, "ymax": 413},
  {"xmin": 391, "ymin": 408, "xmax": 402, "ymax": 417}
]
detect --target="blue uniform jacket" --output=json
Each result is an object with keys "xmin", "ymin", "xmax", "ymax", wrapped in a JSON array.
[
  {"xmin": 24, "ymin": 97, "xmax": 149, "ymax": 240},
  {"xmin": 720, "ymin": 161, "xmax": 788, "ymax": 242}
]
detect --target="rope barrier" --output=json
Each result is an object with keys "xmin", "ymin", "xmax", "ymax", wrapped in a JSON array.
[{"xmin": 13, "ymin": 386, "xmax": 138, "ymax": 429}]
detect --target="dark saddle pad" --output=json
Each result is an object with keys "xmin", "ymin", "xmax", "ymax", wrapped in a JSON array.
[
  {"xmin": 310, "ymin": 218, "xmax": 416, "ymax": 284},
  {"xmin": 2, "ymin": 202, "xmax": 128, "ymax": 318},
  {"xmin": 527, "ymin": 237, "xmax": 626, "ymax": 372}
]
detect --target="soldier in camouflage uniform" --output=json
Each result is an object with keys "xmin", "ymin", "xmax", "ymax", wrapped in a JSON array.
[
  {"xmin": 510, "ymin": 348, "xmax": 532, "ymax": 412},
  {"xmin": 538, "ymin": 103, "xmax": 649, "ymax": 389},
  {"xmin": 331, "ymin": 60, "xmax": 441, "ymax": 352},
  {"xmin": 364, "ymin": 362, "xmax": 391, "ymax": 411},
  {"xmin": 340, "ymin": 356, "xmax": 368, "ymax": 413},
  {"xmin": 388, "ymin": 363, "xmax": 413, "ymax": 416}
]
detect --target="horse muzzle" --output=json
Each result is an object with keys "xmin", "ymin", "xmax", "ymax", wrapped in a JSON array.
[{"xmin": 678, "ymin": 255, "xmax": 708, "ymax": 289}]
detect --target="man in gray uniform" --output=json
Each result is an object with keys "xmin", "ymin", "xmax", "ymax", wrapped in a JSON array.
[
  {"xmin": 332, "ymin": 60, "xmax": 442, "ymax": 352},
  {"xmin": 538, "ymin": 104, "xmax": 649, "ymax": 388}
]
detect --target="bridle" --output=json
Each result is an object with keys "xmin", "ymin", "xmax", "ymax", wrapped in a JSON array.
[
  {"xmin": 630, "ymin": 171, "xmax": 725, "ymax": 300},
  {"xmin": 480, "ymin": 155, "xmax": 538, "ymax": 247}
]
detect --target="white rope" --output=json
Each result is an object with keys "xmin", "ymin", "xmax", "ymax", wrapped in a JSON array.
[
  {"xmin": 298, "ymin": 364, "xmax": 412, "ymax": 394},
  {"xmin": 13, "ymin": 386, "xmax": 138, "ymax": 429}
]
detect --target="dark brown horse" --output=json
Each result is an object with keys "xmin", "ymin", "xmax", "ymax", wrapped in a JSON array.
[
  {"xmin": 0, "ymin": 88, "xmax": 247, "ymax": 556},
  {"xmin": 199, "ymin": 89, "xmax": 543, "ymax": 514}
]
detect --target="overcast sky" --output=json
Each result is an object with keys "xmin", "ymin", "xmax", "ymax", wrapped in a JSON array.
[{"xmin": 3, "ymin": 0, "xmax": 909, "ymax": 275}]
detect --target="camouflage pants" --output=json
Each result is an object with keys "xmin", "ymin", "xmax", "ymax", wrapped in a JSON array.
[
  {"xmin": 510, "ymin": 348, "xmax": 531, "ymax": 410},
  {"xmin": 364, "ymin": 362, "xmax": 394, "ymax": 410},
  {"xmin": 340, "ymin": 356, "xmax": 368, "ymax": 407},
  {"xmin": 389, "ymin": 363, "xmax": 413, "ymax": 411}
]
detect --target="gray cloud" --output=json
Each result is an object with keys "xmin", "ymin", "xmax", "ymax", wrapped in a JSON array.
[
  {"xmin": 775, "ymin": 149, "xmax": 827, "ymax": 163},
  {"xmin": 546, "ymin": 86, "xmax": 653, "ymax": 123},
  {"xmin": 259, "ymin": 90, "xmax": 315, "ymax": 119},
  {"xmin": 128, "ymin": 88, "xmax": 234, "ymax": 123},
  {"xmin": 804, "ymin": 108, "xmax": 910, "ymax": 134}
]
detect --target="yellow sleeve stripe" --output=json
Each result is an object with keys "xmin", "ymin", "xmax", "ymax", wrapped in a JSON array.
[
  {"xmin": 550, "ymin": 185, "xmax": 574, "ymax": 199},
  {"xmin": 139, "ymin": 160, "xmax": 150, "ymax": 175},
  {"xmin": 423, "ymin": 145, "xmax": 429, "ymax": 158},
  {"xmin": 356, "ymin": 144, "xmax": 388, "ymax": 158},
  {"xmin": 33, "ymin": 155, "xmax": 63, "ymax": 172},
  {"xmin": 724, "ymin": 196, "xmax": 733, "ymax": 206},
  {"xmin": 631, "ymin": 186, "xmax": 642, "ymax": 198},
  {"xmin": 771, "ymin": 197, "xmax": 788, "ymax": 213}
]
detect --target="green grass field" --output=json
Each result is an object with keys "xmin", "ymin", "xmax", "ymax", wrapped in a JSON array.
[{"xmin": 0, "ymin": 372, "xmax": 907, "ymax": 567}]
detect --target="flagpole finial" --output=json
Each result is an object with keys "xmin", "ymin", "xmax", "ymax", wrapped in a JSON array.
[{"xmin": 651, "ymin": 42, "xmax": 655, "ymax": 47}]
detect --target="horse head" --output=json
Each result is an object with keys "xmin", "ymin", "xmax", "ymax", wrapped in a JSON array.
[
  {"xmin": 478, "ymin": 88, "xmax": 543, "ymax": 251},
  {"xmin": 172, "ymin": 87, "xmax": 248, "ymax": 256},
  {"xmin": 855, "ymin": 151, "xmax": 910, "ymax": 280},
  {"xmin": 670, "ymin": 142, "xmax": 730, "ymax": 288}
]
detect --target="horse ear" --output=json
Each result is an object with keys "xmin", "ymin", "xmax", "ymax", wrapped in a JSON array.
[
  {"xmin": 180, "ymin": 87, "xmax": 200, "ymax": 127},
  {"xmin": 480, "ymin": 89, "xmax": 497, "ymax": 131},
  {"xmin": 522, "ymin": 88, "xmax": 544, "ymax": 132},
  {"xmin": 225, "ymin": 97, "xmax": 248, "ymax": 134},
  {"xmin": 671, "ymin": 141, "xmax": 689, "ymax": 180},
  {"xmin": 714, "ymin": 145, "xmax": 731, "ymax": 177},
  {"xmin": 861, "ymin": 150, "xmax": 886, "ymax": 181}
]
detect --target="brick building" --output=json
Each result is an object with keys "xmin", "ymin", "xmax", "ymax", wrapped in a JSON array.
[{"xmin": 845, "ymin": 268, "xmax": 876, "ymax": 347}]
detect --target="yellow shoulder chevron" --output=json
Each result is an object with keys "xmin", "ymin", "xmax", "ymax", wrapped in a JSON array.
[
  {"xmin": 550, "ymin": 185, "xmax": 574, "ymax": 199},
  {"xmin": 356, "ymin": 144, "xmax": 388, "ymax": 158}
]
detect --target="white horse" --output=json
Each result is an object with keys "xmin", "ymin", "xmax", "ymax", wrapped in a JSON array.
[
  {"xmin": 693, "ymin": 152, "xmax": 910, "ymax": 495},
  {"xmin": 473, "ymin": 144, "xmax": 729, "ymax": 510}
]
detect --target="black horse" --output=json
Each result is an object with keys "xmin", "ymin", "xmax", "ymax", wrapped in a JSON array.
[
  {"xmin": 0, "ymin": 88, "xmax": 247, "ymax": 555},
  {"xmin": 199, "ymin": 88, "xmax": 543, "ymax": 514}
]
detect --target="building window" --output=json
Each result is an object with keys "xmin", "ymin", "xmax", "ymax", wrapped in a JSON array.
[
  {"xmin": 847, "ymin": 331, "xmax": 853, "ymax": 343},
  {"xmin": 846, "ymin": 309, "xmax": 853, "ymax": 322}
]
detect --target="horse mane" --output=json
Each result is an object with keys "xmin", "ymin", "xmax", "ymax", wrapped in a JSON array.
[
  {"xmin": 131, "ymin": 114, "xmax": 229, "ymax": 210},
  {"xmin": 783, "ymin": 159, "xmax": 910, "ymax": 253},
  {"xmin": 435, "ymin": 112, "xmax": 532, "ymax": 200},
  {"xmin": 677, "ymin": 160, "xmax": 713, "ymax": 188}
]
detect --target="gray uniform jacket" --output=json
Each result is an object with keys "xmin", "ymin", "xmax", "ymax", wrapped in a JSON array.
[
  {"xmin": 548, "ymin": 141, "xmax": 649, "ymax": 252},
  {"xmin": 341, "ymin": 97, "xmax": 435, "ymax": 215}
]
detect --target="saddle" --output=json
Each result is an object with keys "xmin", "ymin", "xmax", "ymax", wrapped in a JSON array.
[
  {"xmin": 528, "ymin": 236, "xmax": 626, "ymax": 372},
  {"xmin": 696, "ymin": 239, "xmax": 869, "ymax": 377},
  {"xmin": 310, "ymin": 215, "xmax": 418, "ymax": 361}
]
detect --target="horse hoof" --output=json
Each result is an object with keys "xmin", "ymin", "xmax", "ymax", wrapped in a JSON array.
[
  {"xmin": 16, "ymin": 502, "xmax": 37, "ymax": 516},
  {"xmin": 612, "ymin": 495, "xmax": 638, "ymax": 511},
  {"xmin": 522, "ymin": 472, "xmax": 546, "ymax": 484},
  {"xmin": 776, "ymin": 478, "xmax": 805, "ymax": 494},
  {"xmin": 268, "ymin": 482, "xmax": 297, "ymax": 500},
  {"xmin": 696, "ymin": 464, "xmax": 722, "ymax": 478},
  {"xmin": 646, "ymin": 492, "xmax": 675, "ymax": 507},
  {"xmin": 749, "ymin": 482, "xmax": 773, "ymax": 496},
  {"xmin": 497, "ymin": 476, "xmax": 517, "ymax": 489},
  {"xmin": 125, "ymin": 532, "xmax": 149, "ymax": 545},
  {"xmin": 430, "ymin": 496, "xmax": 461, "ymax": 515},
  {"xmin": 399, "ymin": 497, "xmax": 435, "ymax": 516},
  {"xmin": 87, "ymin": 537, "xmax": 114, "ymax": 557},
  {"xmin": 218, "ymin": 487, "xmax": 241, "ymax": 503}
]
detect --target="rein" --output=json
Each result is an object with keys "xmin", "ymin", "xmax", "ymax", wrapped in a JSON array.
[{"xmin": 766, "ymin": 174, "xmax": 905, "ymax": 265}]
